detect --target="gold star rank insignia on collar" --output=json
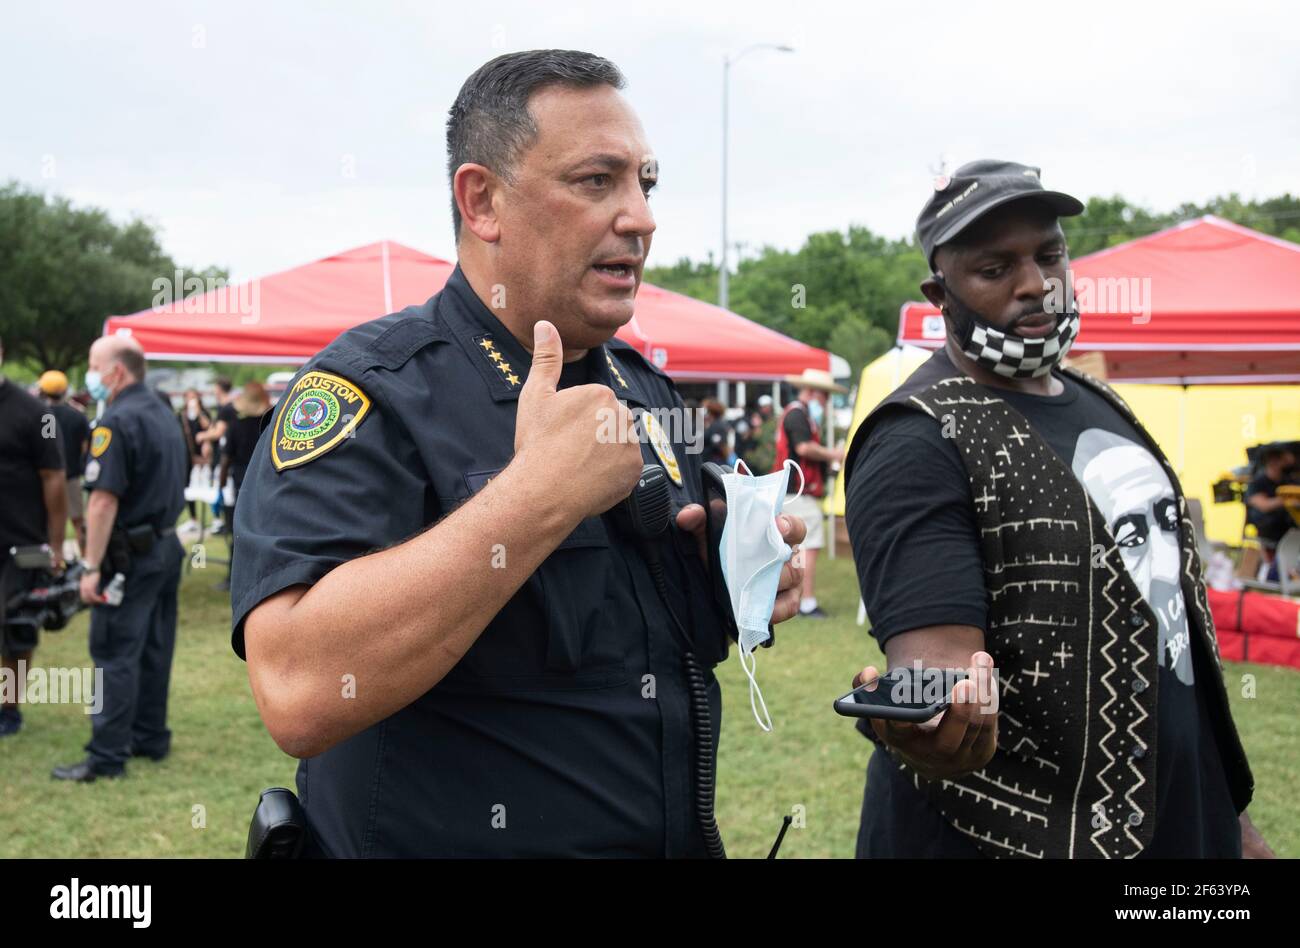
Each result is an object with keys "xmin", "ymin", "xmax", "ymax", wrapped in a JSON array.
[
  {"xmin": 605, "ymin": 351, "xmax": 629, "ymax": 389},
  {"xmin": 473, "ymin": 333, "xmax": 521, "ymax": 387}
]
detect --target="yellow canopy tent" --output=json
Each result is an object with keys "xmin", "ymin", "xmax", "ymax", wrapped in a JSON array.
[{"xmin": 831, "ymin": 347, "xmax": 1300, "ymax": 544}]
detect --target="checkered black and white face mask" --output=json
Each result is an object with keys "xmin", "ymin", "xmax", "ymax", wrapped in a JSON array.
[{"xmin": 939, "ymin": 279, "xmax": 1081, "ymax": 379}]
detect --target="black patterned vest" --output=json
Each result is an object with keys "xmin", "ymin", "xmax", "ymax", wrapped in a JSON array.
[{"xmin": 845, "ymin": 350, "xmax": 1253, "ymax": 858}]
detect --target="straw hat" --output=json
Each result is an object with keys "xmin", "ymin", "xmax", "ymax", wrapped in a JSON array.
[{"xmin": 784, "ymin": 368, "xmax": 846, "ymax": 394}]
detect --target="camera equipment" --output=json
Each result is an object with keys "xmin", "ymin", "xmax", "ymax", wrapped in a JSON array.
[
  {"xmin": 3, "ymin": 545, "xmax": 87, "ymax": 634},
  {"xmin": 1212, "ymin": 477, "xmax": 1243, "ymax": 505}
]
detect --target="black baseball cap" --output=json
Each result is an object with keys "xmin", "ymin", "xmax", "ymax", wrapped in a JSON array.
[{"xmin": 916, "ymin": 159, "xmax": 1084, "ymax": 269}]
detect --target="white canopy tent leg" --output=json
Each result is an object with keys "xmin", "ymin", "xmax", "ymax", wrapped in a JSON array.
[{"xmin": 826, "ymin": 397, "xmax": 836, "ymax": 560}]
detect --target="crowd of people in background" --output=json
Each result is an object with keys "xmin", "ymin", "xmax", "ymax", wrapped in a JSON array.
[
  {"xmin": 688, "ymin": 371, "xmax": 846, "ymax": 619},
  {"xmin": 9, "ymin": 348, "xmax": 1298, "ymax": 653},
  {"xmin": 691, "ymin": 394, "xmax": 778, "ymax": 479},
  {"xmin": 15, "ymin": 358, "xmax": 849, "ymax": 603}
]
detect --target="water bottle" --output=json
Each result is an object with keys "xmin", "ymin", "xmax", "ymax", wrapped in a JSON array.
[{"xmin": 103, "ymin": 573, "xmax": 126, "ymax": 607}]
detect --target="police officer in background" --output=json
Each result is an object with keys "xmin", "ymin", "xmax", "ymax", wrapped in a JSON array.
[
  {"xmin": 233, "ymin": 49, "xmax": 807, "ymax": 857},
  {"xmin": 53, "ymin": 335, "xmax": 188, "ymax": 781}
]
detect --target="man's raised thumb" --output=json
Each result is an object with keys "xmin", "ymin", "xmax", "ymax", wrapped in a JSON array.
[{"xmin": 520, "ymin": 319, "xmax": 562, "ymax": 404}]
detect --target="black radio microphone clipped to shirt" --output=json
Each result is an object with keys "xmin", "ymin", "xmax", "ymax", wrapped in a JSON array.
[
  {"xmin": 610, "ymin": 463, "xmax": 673, "ymax": 541},
  {"xmin": 608, "ymin": 462, "xmax": 726, "ymax": 859}
]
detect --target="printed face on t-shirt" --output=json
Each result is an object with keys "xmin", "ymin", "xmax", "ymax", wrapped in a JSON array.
[{"xmin": 1072, "ymin": 428, "xmax": 1194, "ymax": 685}]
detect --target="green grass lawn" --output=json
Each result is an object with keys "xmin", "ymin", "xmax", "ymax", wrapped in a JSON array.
[{"xmin": 2, "ymin": 542, "xmax": 1296, "ymax": 858}]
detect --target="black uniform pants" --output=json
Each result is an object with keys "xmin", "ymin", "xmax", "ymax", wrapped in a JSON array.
[{"xmin": 86, "ymin": 536, "xmax": 183, "ymax": 769}]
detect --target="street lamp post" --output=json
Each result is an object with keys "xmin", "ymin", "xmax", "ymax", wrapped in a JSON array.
[{"xmin": 720, "ymin": 42, "xmax": 793, "ymax": 312}]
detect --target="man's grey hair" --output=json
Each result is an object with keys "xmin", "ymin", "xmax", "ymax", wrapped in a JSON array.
[{"xmin": 445, "ymin": 49, "xmax": 626, "ymax": 238}]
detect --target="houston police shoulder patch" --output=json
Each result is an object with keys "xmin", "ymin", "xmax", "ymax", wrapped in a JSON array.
[
  {"xmin": 90, "ymin": 426, "xmax": 112, "ymax": 458},
  {"xmin": 271, "ymin": 370, "xmax": 372, "ymax": 471}
]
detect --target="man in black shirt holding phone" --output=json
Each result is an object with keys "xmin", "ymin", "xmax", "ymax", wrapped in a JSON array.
[{"xmin": 843, "ymin": 161, "xmax": 1267, "ymax": 859}]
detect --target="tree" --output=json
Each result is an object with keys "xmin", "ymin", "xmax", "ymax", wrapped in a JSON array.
[
  {"xmin": 828, "ymin": 314, "xmax": 892, "ymax": 381},
  {"xmin": 1060, "ymin": 195, "xmax": 1169, "ymax": 257},
  {"xmin": 0, "ymin": 181, "xmax": 227, "ymax": 373},
  {"xmin": 1063, "ymin": 192, "xmax": 1300, "ymax": 256},
  {"xmin": 644, "ymin": 255, "xmax": 719, "ymax": 304},
  {"xmin": 646, "ymin": 191, "xmax": 1299, "ymax": 367},
  {"xmin": 648, "ymin": 223, "xmax": 929, "ymax": 358}
]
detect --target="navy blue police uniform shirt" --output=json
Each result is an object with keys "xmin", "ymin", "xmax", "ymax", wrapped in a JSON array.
[
  {"xmin": 846, "ymin": 354, "xmax": 1242, "ymax": 858},
  {"xmin": 231, "ymin": 266, "xmax": 731, "ymax": 857},
  {"xmin": 82, "ymin": 382, "xmax": 188, "ymax": 532}
]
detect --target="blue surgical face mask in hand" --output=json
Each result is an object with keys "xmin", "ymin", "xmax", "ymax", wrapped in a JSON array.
[{"xmin": 718, "ymin": 458, "xmax": 805, "ymax": 731}]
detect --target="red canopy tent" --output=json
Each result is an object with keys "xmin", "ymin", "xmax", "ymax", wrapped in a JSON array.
[
  {"xmin": 896, "ymin": 216, "xmax": 1300, "ymax": 383},
  {"xmin": 103, "ymin": 241, "xmax": 830, "ymax": 381}
]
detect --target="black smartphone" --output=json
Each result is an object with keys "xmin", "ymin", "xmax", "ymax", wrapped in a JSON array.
[{"xmin": 833, "ymin": 667, "xmax": 968, "ymax": 722}]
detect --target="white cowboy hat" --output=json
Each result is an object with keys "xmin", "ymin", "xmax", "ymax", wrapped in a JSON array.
[{"xmin": 784, "ymin": 368, "xmax": 846, "ymax": 394}]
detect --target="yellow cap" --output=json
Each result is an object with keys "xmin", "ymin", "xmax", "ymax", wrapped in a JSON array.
[{"xmin": 38, "ymin": 370, "xmax": 69, "ymax": 396}]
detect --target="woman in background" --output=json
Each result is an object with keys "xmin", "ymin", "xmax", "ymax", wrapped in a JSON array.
[
  {"xmin": 177, "ymin": 388, "xmax": 211, "ymax": 531},
  {"xmin": 214, "ymin": 381, "xmax": 270, "ymax": 591}
]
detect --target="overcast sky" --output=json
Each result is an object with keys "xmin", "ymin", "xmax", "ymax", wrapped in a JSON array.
[{"xmin": 3, "ymin": 0, "xmax": 1297, "ymax": 284}]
